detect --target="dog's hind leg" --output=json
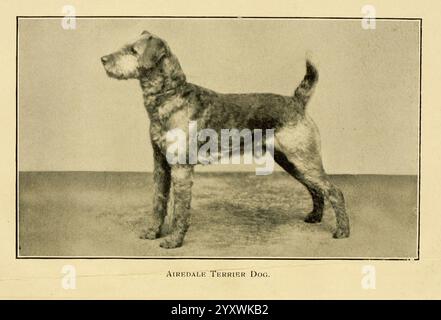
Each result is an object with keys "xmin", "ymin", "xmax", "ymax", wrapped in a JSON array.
[
  {"xmin": 274, "ymin": 116, "xmax": 349, "ymax": 238},
  {"xmin": 274, "ymin": 149, "xmax": 325, "ymax": 223},
  {"xmin": 302, "ymin": 172, "xmax": 349, "ymax": 238},
  {"xmin": 140, "ymin": 143, "xmax": 171, "ymax": 240},
  {"xmin": 160, "ymin": 165, "xmax": 194, "ymax": 249}
]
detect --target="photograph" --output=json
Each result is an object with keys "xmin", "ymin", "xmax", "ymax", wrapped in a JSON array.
[{"xmin": 17, "ymin": 17, "xmax": 420, "ymax": 259}]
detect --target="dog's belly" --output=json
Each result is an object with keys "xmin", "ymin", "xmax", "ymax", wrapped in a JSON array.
[{"xmin": 160, "ymin": 106, "xmax": 274, "ymax": 165}]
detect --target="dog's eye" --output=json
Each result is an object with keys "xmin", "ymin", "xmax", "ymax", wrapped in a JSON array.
[{"xmin": 129, "ymin": 47, "xmax": 138, "ymax": 55}]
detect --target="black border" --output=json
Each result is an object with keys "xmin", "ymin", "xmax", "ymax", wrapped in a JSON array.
[
  {"xmin": 15, "ymin": 16, "xmax": 422, "ymax": 261},
  {"xmin": 0, "ymin": 300, "xmax": 436, "ymax": 315}
]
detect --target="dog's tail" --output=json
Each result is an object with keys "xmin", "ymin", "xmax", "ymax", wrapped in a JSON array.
[{"xmin": 293, "ymin": 58, "xmax": 318, "ymax": 109}]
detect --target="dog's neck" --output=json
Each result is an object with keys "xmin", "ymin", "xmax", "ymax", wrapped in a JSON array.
[{"xmin": 140, "ymin": 55, "xmax": 186, "ymax": 116}]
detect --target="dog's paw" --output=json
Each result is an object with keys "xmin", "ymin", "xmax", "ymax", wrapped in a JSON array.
[
  {"xmin": 304, "ymin": 213, "xmax": 322, "ymax": 224},
  {"xmin": 159, "ymin": 236, "xmax": 183, "ymax": 249},
  {"xmin": 140, "ymin": 227, "xmax": 160, "ymax": 240},
  {"xmin": 332, "ymin": 228, "xmax": 350, "ymax": 239}
]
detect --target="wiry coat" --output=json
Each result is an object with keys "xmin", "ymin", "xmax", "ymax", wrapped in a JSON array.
[{"xmin": 101, "ymin": 31, "xmax": 349, "ymax": 248}]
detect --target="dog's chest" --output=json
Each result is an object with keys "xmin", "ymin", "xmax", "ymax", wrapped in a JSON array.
[
  {"xmin": 157, "ymin": 95, "xmax": 187, "ymax": 122},
  {"xmin": 149, "ymin": 95, "xmax": 190, "ymax": 148}
]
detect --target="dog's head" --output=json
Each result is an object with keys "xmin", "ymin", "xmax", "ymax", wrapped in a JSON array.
[{"xmin": 101, "ymin": 31, "xmax": 183, "ymax": 81}]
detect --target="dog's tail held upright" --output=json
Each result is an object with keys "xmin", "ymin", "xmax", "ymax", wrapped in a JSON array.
[{"xmin": 293, "ymin": 58, "xmax": 319, "ymax": 109}]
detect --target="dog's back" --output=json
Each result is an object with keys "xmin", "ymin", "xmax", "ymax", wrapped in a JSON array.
[{"xmin": 181, "ymin": 59, "xmax": 318, "ymax": 131}]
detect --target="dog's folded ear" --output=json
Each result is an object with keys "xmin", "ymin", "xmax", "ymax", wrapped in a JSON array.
[
  {"xmin": 139, "ymin": 37, "xmax": 169, "ymax": 70},
  {"xmin": 141, "ymin": 30, "xmax": 151, "ymax": 36},
  {"xmin": 138, "ymin": 36, "xmax": 185, "ymax": 83}
]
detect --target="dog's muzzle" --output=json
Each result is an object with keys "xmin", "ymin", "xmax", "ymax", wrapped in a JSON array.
[
  {"xmin": 101, "ymin": 55, "xmax": 111, "ymax": 65},
  {"xmin": 101, "ymin": 55, "xmax": 115, "ymax": 76}
]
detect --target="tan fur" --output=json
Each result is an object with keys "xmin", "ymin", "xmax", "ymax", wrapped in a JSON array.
[{"xmin": 101, "ymin": 31, "xmax": 350, "ymax": 248}]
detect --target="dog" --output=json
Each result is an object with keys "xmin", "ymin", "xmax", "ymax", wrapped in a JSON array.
[{"xmin": 101, "ymin": 31, "xmax": 350, "ymax": 249}]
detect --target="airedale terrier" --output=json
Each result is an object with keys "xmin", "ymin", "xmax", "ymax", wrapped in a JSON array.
[{"xmin": 101, "ymin": 31, "xmax": 350, "ymax": 249}]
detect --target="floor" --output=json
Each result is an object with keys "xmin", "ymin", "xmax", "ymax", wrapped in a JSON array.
[{"xmin": 18, "ymin": 172, "xmax": 418, "ymax": 258}]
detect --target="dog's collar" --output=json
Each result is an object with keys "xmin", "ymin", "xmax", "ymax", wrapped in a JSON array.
[
  {"xmin": 153, "ymin": 88, "xmax": 179, "ymax": 98},
  {"xmin": 143, "ymin": 84, "xmax": 186, "ymax": 100},
  {"xmin": 143, "ymin": 85, "xmax": 186, "ymax": 116}
]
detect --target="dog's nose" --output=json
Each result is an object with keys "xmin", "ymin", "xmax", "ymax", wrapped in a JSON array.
[{"xmin": 101, "ymin": 55, "xmax": 109, "ymax": 64}]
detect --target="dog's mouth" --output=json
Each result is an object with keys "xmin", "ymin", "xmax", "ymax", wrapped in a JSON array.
[
  {"xmin": 102, "ymin": 63, "xmax": 126, "ymax": 80},
  {"xmin": 101, "ymin": 56, "xmax": 140, "ymax": 80},
  {"xmin": 104, "ymin": 68, "xmax": 122, "ymax": 79},
  {"xmin": 101, "ymin": 56, "xmax": 119, "ymax": 79}
]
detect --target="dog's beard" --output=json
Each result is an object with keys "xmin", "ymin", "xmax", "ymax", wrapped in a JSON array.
[{"xmin": 103, "ymin": 54, "xmax": 139, "ymax": 80}]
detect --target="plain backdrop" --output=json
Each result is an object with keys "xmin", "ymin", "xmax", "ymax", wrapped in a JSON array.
[{"xmin": 18, "ymin": 18, "xmax": 420, "ymax": 174}]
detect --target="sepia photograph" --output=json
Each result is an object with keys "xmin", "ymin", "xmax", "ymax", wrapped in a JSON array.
[{"xmin": 17, "ymin": 17, "xmax": 420, "ymax": 259}]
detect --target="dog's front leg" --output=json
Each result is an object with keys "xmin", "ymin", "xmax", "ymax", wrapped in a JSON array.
[
  {"xmin": 140, "ymin": 143, "xmax": 171, "ymax": 240},
  {"xmin": 159, "ymin": 165, "xmax": 194, "ymax": 249}
]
